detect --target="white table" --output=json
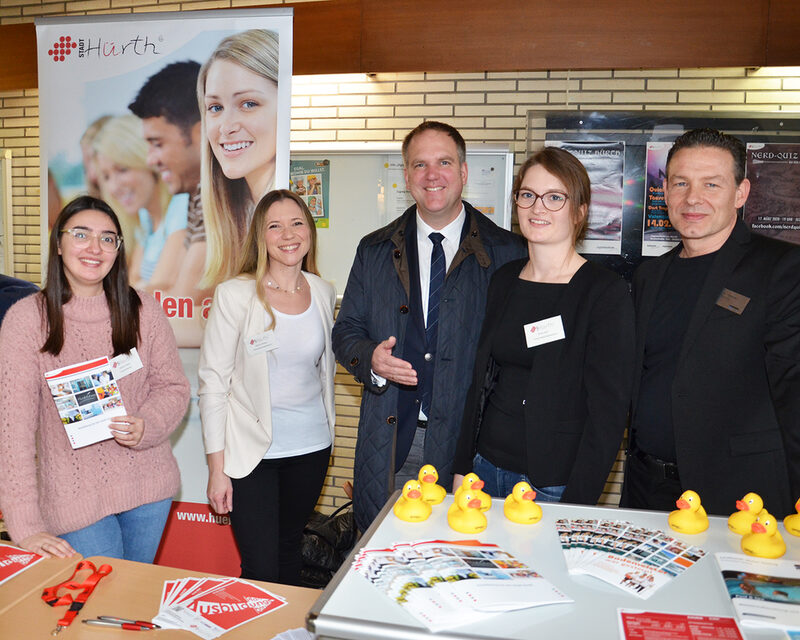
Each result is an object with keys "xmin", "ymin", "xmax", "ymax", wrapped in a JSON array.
[{"xmin": 307, "ymin": 495, "xmax": 800, "ymax": 639}]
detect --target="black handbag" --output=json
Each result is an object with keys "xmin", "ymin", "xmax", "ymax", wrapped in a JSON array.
[{"xmin": 300, "ymin": 501, "xmax": 358, "ymax": 588}]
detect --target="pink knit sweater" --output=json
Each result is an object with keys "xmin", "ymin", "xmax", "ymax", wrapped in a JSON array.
[{"xmin": 0, "ymin": 291, "xmax": 189, "ymax": 543}]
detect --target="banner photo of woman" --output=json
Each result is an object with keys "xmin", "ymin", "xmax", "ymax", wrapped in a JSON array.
[{"xmin": 36, "ymin": 10, "xmax": 293, "ymax": 348}]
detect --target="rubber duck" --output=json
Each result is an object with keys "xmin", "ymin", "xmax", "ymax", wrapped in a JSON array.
[
  {"xmin": 668, "ymin": 490, "xmax": 709, "ymax": 534},
  {"xmin": 503, "ymin": 481, "xmax": 542, "ymax": 525},
  {"xmin": 742, "ymin": 510, "xmax": 786, "ymax": 558},
  {"xmin": 451, "ymin": 473, "xmax": 492, "ymax": 513},
  {"xmin": 393, "ymin": 480, "xmax": 432, "ymax": 522},
  {"xmin": 783, "ymin": 498, "xmax": 800, "ymax": 537},
  {"xmin": 447, "ymin": 490, "xmax": 487, "ymax": 534},
  {"xmin": 727, "ymin": 492, "xmax": 764, "ymax": 535},
  {"xmin": 417, "ymin": 464, "xmax": 446, "ymax": 505}
]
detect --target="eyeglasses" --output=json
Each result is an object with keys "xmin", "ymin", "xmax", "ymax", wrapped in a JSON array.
[
  {"xmin": 61, "ymin": 228, "xmax": 122, "ymax": 252},
  {"xmin": 514, "ymin": 189, "xmax": 569, "ymax": 212}
]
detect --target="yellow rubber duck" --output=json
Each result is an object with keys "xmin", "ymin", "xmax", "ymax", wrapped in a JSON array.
[
  {"xmin": 393, "ymin": 480, "xmax": 432, "ymax": 522},
  {"xmin": 503, "ymin": 481, "xmax": 542, "ymax": 524},
  {"xmin": 668, "ymin": 490, "xmax": 709, "ymax": 534},
  {"xmin": 447, "ymin": 490, "xmax": 487, "ymax": 534},
  {"xmin": 742, "ymin": 510, "xmax": 786, "ymax": 558},
  {"xmin": 727, "ymin": 492, "xmax": 764, "ymax": 535},
  {"xmin": 417, "ymin": 464, "xmax": 446, "ymax": 505},
  {"xmin": 783, "ymin": 498, "xmax": 800, "ymax": 537},
  {"xmin": 451, "ymin": 473, "xmax": 492, "ymax": 513}
]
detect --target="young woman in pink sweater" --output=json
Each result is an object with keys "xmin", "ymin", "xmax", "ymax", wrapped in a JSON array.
[{"xmin": 0, "ymin": 196, "xmax": 189, "ymax": 562}]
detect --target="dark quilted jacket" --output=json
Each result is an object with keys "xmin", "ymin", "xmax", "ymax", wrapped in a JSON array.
[{"xmin": 332, "ymin": 202, "xmax": 526, "ymax": 532}]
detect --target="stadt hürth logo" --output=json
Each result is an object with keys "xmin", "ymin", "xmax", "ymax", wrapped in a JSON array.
[
  {"xmin": 47, "ymin": 34, "xmax": 163, "ymax": 63},
  {"xmin": 48, "ymin": 36, "xmax": 76, "ymax": 62}
]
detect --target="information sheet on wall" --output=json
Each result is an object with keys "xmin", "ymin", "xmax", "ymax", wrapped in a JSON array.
[
  {"xmin": 546, "ymin": 140, "xmax": 625, "ymax": 255},
  {"xmin": 290, "ymin": 159, "xmax": 330, "ymax": 228},
  {"xmin": 643, "ymin": 142, "xmax": 680, "ymax": 256},
  {"xmin": 745, "ymin": 143, "xmax": 800, "ymax": 246},
  {"xmin": 382, "ymin": 153, "xmax": 508, "ymax": 228}
]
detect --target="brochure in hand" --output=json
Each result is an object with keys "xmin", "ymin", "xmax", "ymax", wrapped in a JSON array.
[
  {"xmin": 153, "ymin": 576, "xmax": 287, "ymax": 639},
  {"xmin": 45, "ymin": 356, "xmax": 126, "ymax": 449},
  {"xmin": 715, "ymin": 552, "xmax": 800, "ymax": 631},
  {"xmin": 556, "ymin": 518, "xmax": 706, "ymax": 599},
  {"xmin": 352, "ymin": 539, "xmax": 571, "ymax": 632}
]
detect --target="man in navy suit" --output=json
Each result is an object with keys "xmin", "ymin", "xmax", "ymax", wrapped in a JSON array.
[{"xmin": 622, "ymin": 128, "xmax": 800, "ymax": 516}]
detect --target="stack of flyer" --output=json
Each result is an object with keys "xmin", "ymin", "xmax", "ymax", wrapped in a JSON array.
[
  {"xmin": 715, "ymin": 552, "xmax": 800, "ymax": 632},
  {"xmin": 352, "ymin": 539, "xmax": 571, "ymax": 632},
  {"xmin": 0, "ymin": 544, "xmax": 43, "ymax": 586},
  {"xmin": 153, "ymin": 577, "xmax": 287, "ymax": 639},
  {"xmin": 556, "ymin": 519, "xmax": 706, "ymax": 599}
]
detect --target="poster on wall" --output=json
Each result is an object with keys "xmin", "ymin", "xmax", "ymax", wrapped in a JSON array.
[
  {"xmin": 546, "ymin": 140, "xmax": 625, "ymax": 255},
  {"xmin": 642, "ymin": 142, "xmax": 680, "ymax": 256},
  {"xmin": 36, "ymin": 9, "xmax": 294, "ymax": 576},
  {"xmin": 745, "ymin": 143, "xmax": 800, "ymax": 246},
  {"xmin": 290, "ymin": 159, "xmax": 330, "ymax": 228},
  {"xmin": 36, "ymin": 9, "xmax": 293, "ymax": 349}
]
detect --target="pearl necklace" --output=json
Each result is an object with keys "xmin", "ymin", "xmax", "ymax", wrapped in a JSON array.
[{"xmin": 266, "ymin": 277, "xmax": 303, "ymax": 294}]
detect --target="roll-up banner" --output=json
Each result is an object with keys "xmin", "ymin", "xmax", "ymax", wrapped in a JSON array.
[{"xmin": 36, "ymin": 9, "xmax": 293, "ymax": 574}]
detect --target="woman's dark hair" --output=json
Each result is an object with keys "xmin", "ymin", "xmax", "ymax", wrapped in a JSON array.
[{"xmin": 41, "ymin": 195, "xmax": 141, "ymax": 356}]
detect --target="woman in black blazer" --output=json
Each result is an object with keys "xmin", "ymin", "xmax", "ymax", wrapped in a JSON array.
[{"xmin": 453, "ymin": 147, "xmax": 635, "ymax": 504}]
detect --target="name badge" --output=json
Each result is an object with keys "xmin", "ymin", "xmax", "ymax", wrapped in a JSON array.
[
  {"xmin": 524, "ymin": 315, "xmax": 566, "ymax": 349},
  {"xmin": 246, "ymin": 330, "xmax": 278, "ymax": 355},
  {"xmin": 716, "ymin": 288, "xmax": 750, "ymax": 315},
  {"xmin": 110, "ymin": 347, "xmax": 143, "ymax": 378}
]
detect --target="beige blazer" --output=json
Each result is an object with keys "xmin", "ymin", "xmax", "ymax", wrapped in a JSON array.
[{"xmin": 198, "ymin": 273, "xmax": 336, "ymax": 478}]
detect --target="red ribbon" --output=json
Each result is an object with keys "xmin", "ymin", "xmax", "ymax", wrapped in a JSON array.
[{"xmin": 42, "ymin": 560, "xmax": 112, "ymax": 630}]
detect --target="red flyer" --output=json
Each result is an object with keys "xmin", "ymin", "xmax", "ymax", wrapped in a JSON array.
[
  {"xmin": 0, "ymin": 544, "xmax": 43, "ymax": 587},
  {"xmin": 619, "ymin": 609, "xmax": 743, "ymax": 640},
  {"xmin": 154, "ymin": 577, "xmax": 288, "ymax": 638}
]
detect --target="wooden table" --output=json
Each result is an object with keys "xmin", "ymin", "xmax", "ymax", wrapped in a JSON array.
[{"xmin": 0, "ymin": 555, "xmax": 321, "ymax": 638}]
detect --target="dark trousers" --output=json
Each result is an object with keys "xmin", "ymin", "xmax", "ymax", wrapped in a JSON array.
[
  {"xmin": 620, "ymin": 450, "xmax": 682, "ymax": 512},
  {"xmin": 230, "ymin": 446, "xmax": 331, "ymax": 585}
]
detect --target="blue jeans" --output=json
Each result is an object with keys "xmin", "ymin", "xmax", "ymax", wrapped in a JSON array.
[
  {"xmin": 473, "ymin": 452, "xmax": 566, "ymax": 502},
  {"xmin": 61, "ymin": 498, "xmax": 172, "ymax": 563}
]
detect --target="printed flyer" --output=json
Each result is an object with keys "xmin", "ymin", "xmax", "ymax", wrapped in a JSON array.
[
  {"xmin": 0, "ymin": 544, "xmax": 44, "ymax": 588},
  {"xmin": 642, "ymin": 141, "xmax": 681, "ymax": 256},
  {"xmin": 546, "ymin": 140, "xmax": 625, "ymax": 255},
  {"xmin": 745, "ymin": 142, "xmax": 800, "ymax": 246},
  {"xmin": 557, "ymin": 518, "xmax": 706, "ymax": 599},
  {"xmin": 716, "ymin": 552, "xmax": 800, "ymax": 631},
  {"xmin": 45, "ymin": 356, "xmax": 127, "ymax": 449},
  {"xmin": 290, "ymin": 159, "xmax": 330, "ymax": 228}
]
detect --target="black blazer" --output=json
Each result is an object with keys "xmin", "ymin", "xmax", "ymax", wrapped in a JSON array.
[
  {"xmin": 630, "ymin": 219, "xmax": 800, "ymax": 516},
  {"xmin": 454, "ymin": 259, "xmax": 635, "ymax": 505}
]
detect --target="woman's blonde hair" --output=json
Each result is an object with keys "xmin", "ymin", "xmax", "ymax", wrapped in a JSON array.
[
  {"xmin": 92, "ymin": 114, "xmax": 171, "ymax": 250},
  {"xmin": 198, "ymin": 29, "xmax": 280, "ymax": 289},
  {"xmin": 238, "ymin": 189, "xmax": 318, "ymax": 330}
]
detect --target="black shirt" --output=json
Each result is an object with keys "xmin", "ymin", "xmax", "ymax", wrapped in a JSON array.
[
  {"xmin": 632, "ymin": 251, "xmax": 716, "ymax": 461},
  {"xmin": 478, "ymin": 278, "xmax": 566, "ymax": 473}
]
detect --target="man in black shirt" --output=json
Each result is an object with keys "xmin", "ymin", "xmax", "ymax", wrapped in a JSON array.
[{"xmin": 622, "ymin": 128, "xmax": 800, "ymax": 516}]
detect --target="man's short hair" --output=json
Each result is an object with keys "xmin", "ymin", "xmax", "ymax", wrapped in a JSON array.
[
  {"xmin": 129, "ymin": 61, "xmax": 201, "ymax": 140},
  {"xmin": 402, "ymin": 121, "xmax": 467, "ymax": 166},
  {"xmin": 666, "ymin": 128, "xmax": 746, "ymax": 185}
]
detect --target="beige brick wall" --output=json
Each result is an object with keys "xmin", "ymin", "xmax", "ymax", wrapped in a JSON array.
[{"xmin": 2, "ymin": 2, "xmax": 799, "ymax": 513}]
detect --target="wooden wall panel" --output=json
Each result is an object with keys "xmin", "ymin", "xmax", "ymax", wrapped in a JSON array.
[
  {"xmin": 293, "ymin": 0, "xmax": 361, "ymax": 74},
  {"xmin": 361, "ymin": 0, "xmax": 770, "ymax": 72},
  {"xmin": 0, "ymin": 23, "xmax": 37, "ymax": 92},
  {"xmin": 2, "ymin": 0, "xmax": 800, "ymax": 92},
  {"xmin": 765, "ymin": 0, "xmax": 800, "ymax": 65}
]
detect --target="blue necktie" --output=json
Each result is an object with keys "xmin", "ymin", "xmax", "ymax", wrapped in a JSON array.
[{"xmin": 421, "ymin": 232, "xmax": 445, "ymax": 416}]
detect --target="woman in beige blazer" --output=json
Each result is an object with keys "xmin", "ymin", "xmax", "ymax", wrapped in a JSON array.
[{"xmin": 199, "ymin": 190, "xmax": 335, "ymax": 585}]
